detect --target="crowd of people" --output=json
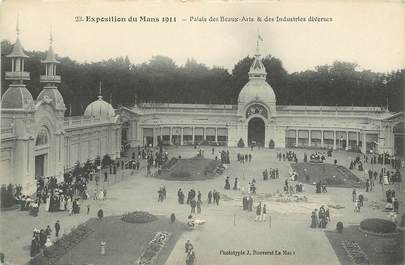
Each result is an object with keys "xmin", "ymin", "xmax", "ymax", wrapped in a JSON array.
[
  {"xmin": 30, "ymin": 221, "xmax": 61, "ymax": 257},
  {"xmin": 367, "ymin": 152, "xmax": 404, "ymax": 170},
  {"xmin": 237, "ymin": 153, "xmax": 252, "ymax": 163},
  {"xmin": 284, "ymin": 178, "xmax": 304, "ymax": 194},
  {"xmin": 262, "ymin": 168, "xmax": 279, "ymax": 180},
  {"xmin": 277, "ymin": 151, "xmax": 297, "ymax": 162},
  {"xmin": 307, "ymin": 152, "xmax": 326, "ymax": 163},
  {"xmin": 216, "ymin": 149, "xmax": 230, "ymax": 164},
  {"xmin": 315, "ymin": 181, "xmax": 327, "ymax": 193},
  {"xmin": 349, "ymin": 156, "xmax": 364, "ymax": 171},
  {"xmin": 208, "ymin": 190, "xmax": 221, "ymax": 205},
  {"xmin": 176, "ymin": 188, "xmax": 221, "ymax": 213},
  {"xmin": 7, "ymin": 143, "xmax": 404, "ymax": 265},
  {"xmin": 310, "ymin": 206, "xmax": 330, "ymax": 228},
  {"xmin": 255, "ymin": 202, "xmax": 267, "ymax": 222},
  {"xmin": 242, "ymin": 195, "xmax": 254, "ymax": 212}
]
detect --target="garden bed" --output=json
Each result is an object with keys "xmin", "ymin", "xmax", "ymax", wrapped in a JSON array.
[
  {"xmin": 325, "ymin": 225, "xmax": 404, "ymax": 265},
  {"xmin": 291, "ymin": 162, "xmax": 362, "ymax": 188},
  {"xmin": 156, "ymin": 157, "xmax": 222, "ymax": 180},
  {"xmin": 55, "ymin": 215, "xmax": 185, "ymax": 265}
]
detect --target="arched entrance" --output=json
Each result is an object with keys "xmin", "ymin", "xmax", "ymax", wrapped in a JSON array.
[
  {"xmin": 393, "ymin": 123, "xmax": 404, "ymax": 156},
  {"xmin": 34, "ymin": 126, "xmax": 50, "ymax": 179},
  {"xmin": 248, "ymin": 117, "xmax": 265, "ymax": 147}
]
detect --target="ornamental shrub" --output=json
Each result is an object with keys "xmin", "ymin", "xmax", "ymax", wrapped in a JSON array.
[
  {"xmin": 237, "ymin": 138, "xmax": 245, "ymax": 148},
  {"xmin": 336, "ymin": 221, "xmax": 344, "ymax": 233}
]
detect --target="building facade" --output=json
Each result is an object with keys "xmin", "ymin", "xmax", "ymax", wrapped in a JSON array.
[
  {"xmin": 120, "ymin": 39, "xmax": 404, "ymax": 156},
  {"xmin": 0, "ymin": 30, "xmax": 121, "ymax": 193},
  {"xmin": 1, "ymin": 32, "xmax": 403, "ymax": 194}
]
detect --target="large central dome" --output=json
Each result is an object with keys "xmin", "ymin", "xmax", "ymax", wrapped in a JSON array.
[
  {"xmin": 237, "ymin": 40, "xmax": 276, "ymax": 105},
  {"xmin": 238, "ymin": 79, "xmax": 276, "ymax": 104}
]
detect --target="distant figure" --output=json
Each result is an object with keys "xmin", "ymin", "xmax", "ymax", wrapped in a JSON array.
[
  {"xmin": 185, "ymin": 240, "xmax": 193, "ymax": 253},
  {"xmin": 54, "ymin": 220, "xmax": 60, "ymax": 237},
  {"xmin": 170, "ymin": 213, "xmax": 176, "ymax": 223},
  {"xmin": 97, "ymin": 209, "xmax": 104, "ymax": 220},
  {"xmin": 186, "ymin": 249, "xmax": 195, "ymax": 265},
  {"xmin": 233, "ymin": 178, "xmax": 239, "ymax": 190},
  {"xmin": 224, "ymin": 177, "xmax": 230, "ymax": 190}
]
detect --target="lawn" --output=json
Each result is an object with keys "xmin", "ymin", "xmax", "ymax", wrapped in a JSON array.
[
  {"xmin": 157, "ymin": 157, "xmax": 222, "ymax": 180},
  {"xmin": 325, "ymin": 225, "xmax": 404, "ymax": 265},
  {"xmin": 55, "ymin": 215, "xmax": 185, "ymax": 265},
  {"xmin": 291, "ymin": 162, "xmax": 362, "ymax": 188}
]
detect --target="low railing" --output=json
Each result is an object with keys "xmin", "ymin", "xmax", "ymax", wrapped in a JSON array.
[
  {"xmin": 40, "ymin": 75, "xmax": 61, "ymax": 83},
  {"xmin": 5, "ymin": 71, "xmax": 30, "ymax": 80},
  {"xmin": 63, "ymin": 116, "xmax": 113, "ymax": 129}
]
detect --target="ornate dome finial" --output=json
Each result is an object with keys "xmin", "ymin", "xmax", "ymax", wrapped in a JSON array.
[
  {"xmin": 16, "ymin": 13, "xmax": 20, "ymax": 37},
  {"xmin": 50, "ymin": 25, "xmax": 53, "ymax": 46},
  {"xmin": 255, "ymin": 31, "xmax": 263, "ymax": 56},
  {"xmin": 98, "ymin": 81, "xmax": 103, "ymax": 100},
  {"xmin": 249, "ymin": 33, "xmax": 266, "ymax": 80}
]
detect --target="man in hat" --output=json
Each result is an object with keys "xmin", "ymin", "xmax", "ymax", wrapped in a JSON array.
[
  {"xmin": 185, "ymin": 240, "xmax": 193, "ymax": 253},
  {"xmin": 54, "ymin": 220, "xmax": 60, "ymax": 238}
]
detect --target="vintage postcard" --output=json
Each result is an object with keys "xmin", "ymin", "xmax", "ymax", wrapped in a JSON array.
[{"xmin": 0, "ymin": 0, "xmax": 404, "ymax": 265}]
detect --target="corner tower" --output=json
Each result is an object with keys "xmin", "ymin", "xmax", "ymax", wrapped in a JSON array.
[
  {"xmin": 37, "ymin": 30, "xmax": 66, "ymax": 112},
  {"xmin": 2, "ymin": 20, "xmax": 34, "ymax": 110}
]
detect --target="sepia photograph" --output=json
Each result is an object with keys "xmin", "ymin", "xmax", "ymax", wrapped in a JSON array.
[{"xmin": 0, "ymin": 0, "xmax": 404, "ymax": 265}]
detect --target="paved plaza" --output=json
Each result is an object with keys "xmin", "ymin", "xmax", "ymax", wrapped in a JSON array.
[{"xmin": 1, "ymin": 147, "xmax": 403, "ymax": 265}]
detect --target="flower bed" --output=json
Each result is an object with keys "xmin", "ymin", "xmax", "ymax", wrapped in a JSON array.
[
  {"xmin": 27, "ymin": 224, "xmax": 93, "ymax": 265},
  {"xmin": 136, "ymin": 232, "xmax": 171, "ymax": 265},
  {"xmin": 122, "ymin": 211, "xmax": 157, "ymax": 224}
]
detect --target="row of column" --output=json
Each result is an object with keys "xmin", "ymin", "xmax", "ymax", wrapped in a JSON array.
[
  {"xmin": 146, "ymin": 126, "xmax": 227, "ymax": 146},
  {"xmin": 287, "ymin": 129, "xmax": 374, "ymax": 153}
]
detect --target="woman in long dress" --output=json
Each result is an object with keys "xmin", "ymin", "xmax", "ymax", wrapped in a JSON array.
[
  {"xmin": 45, "ymin": 193, "xmax": 51, "ymax": 212},
  {"xmin": 66, "ymin": 198, "xmax": 73, "ymax": 216},
  {"xmin": 59, "ymin": 195, "xmax": 65, "ymax": 211},
  {"xmin": 310, "ymin": 211, "xmax": 317, "ymax": 228}
]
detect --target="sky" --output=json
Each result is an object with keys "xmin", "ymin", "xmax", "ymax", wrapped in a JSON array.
[{"xmin": 1, "ymin": 0, "xmax": 404, "ymax": 73}]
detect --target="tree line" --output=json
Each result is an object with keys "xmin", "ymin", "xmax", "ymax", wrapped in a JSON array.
[{"xmin": 1, "ymin": 40, "xmax": 403, "ymax": 116}]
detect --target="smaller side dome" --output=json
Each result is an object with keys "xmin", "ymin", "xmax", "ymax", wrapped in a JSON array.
[
  {"xmin": 84, "ymin": 96, "xmax": 115, "ymax": 120},
  {"xmin": 37, "ymin": 88, "xmax": 65, "ymax": 110},
  {"xmin": 1, "ymin": 85, "xmax": 34, "ymax": 109}
]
